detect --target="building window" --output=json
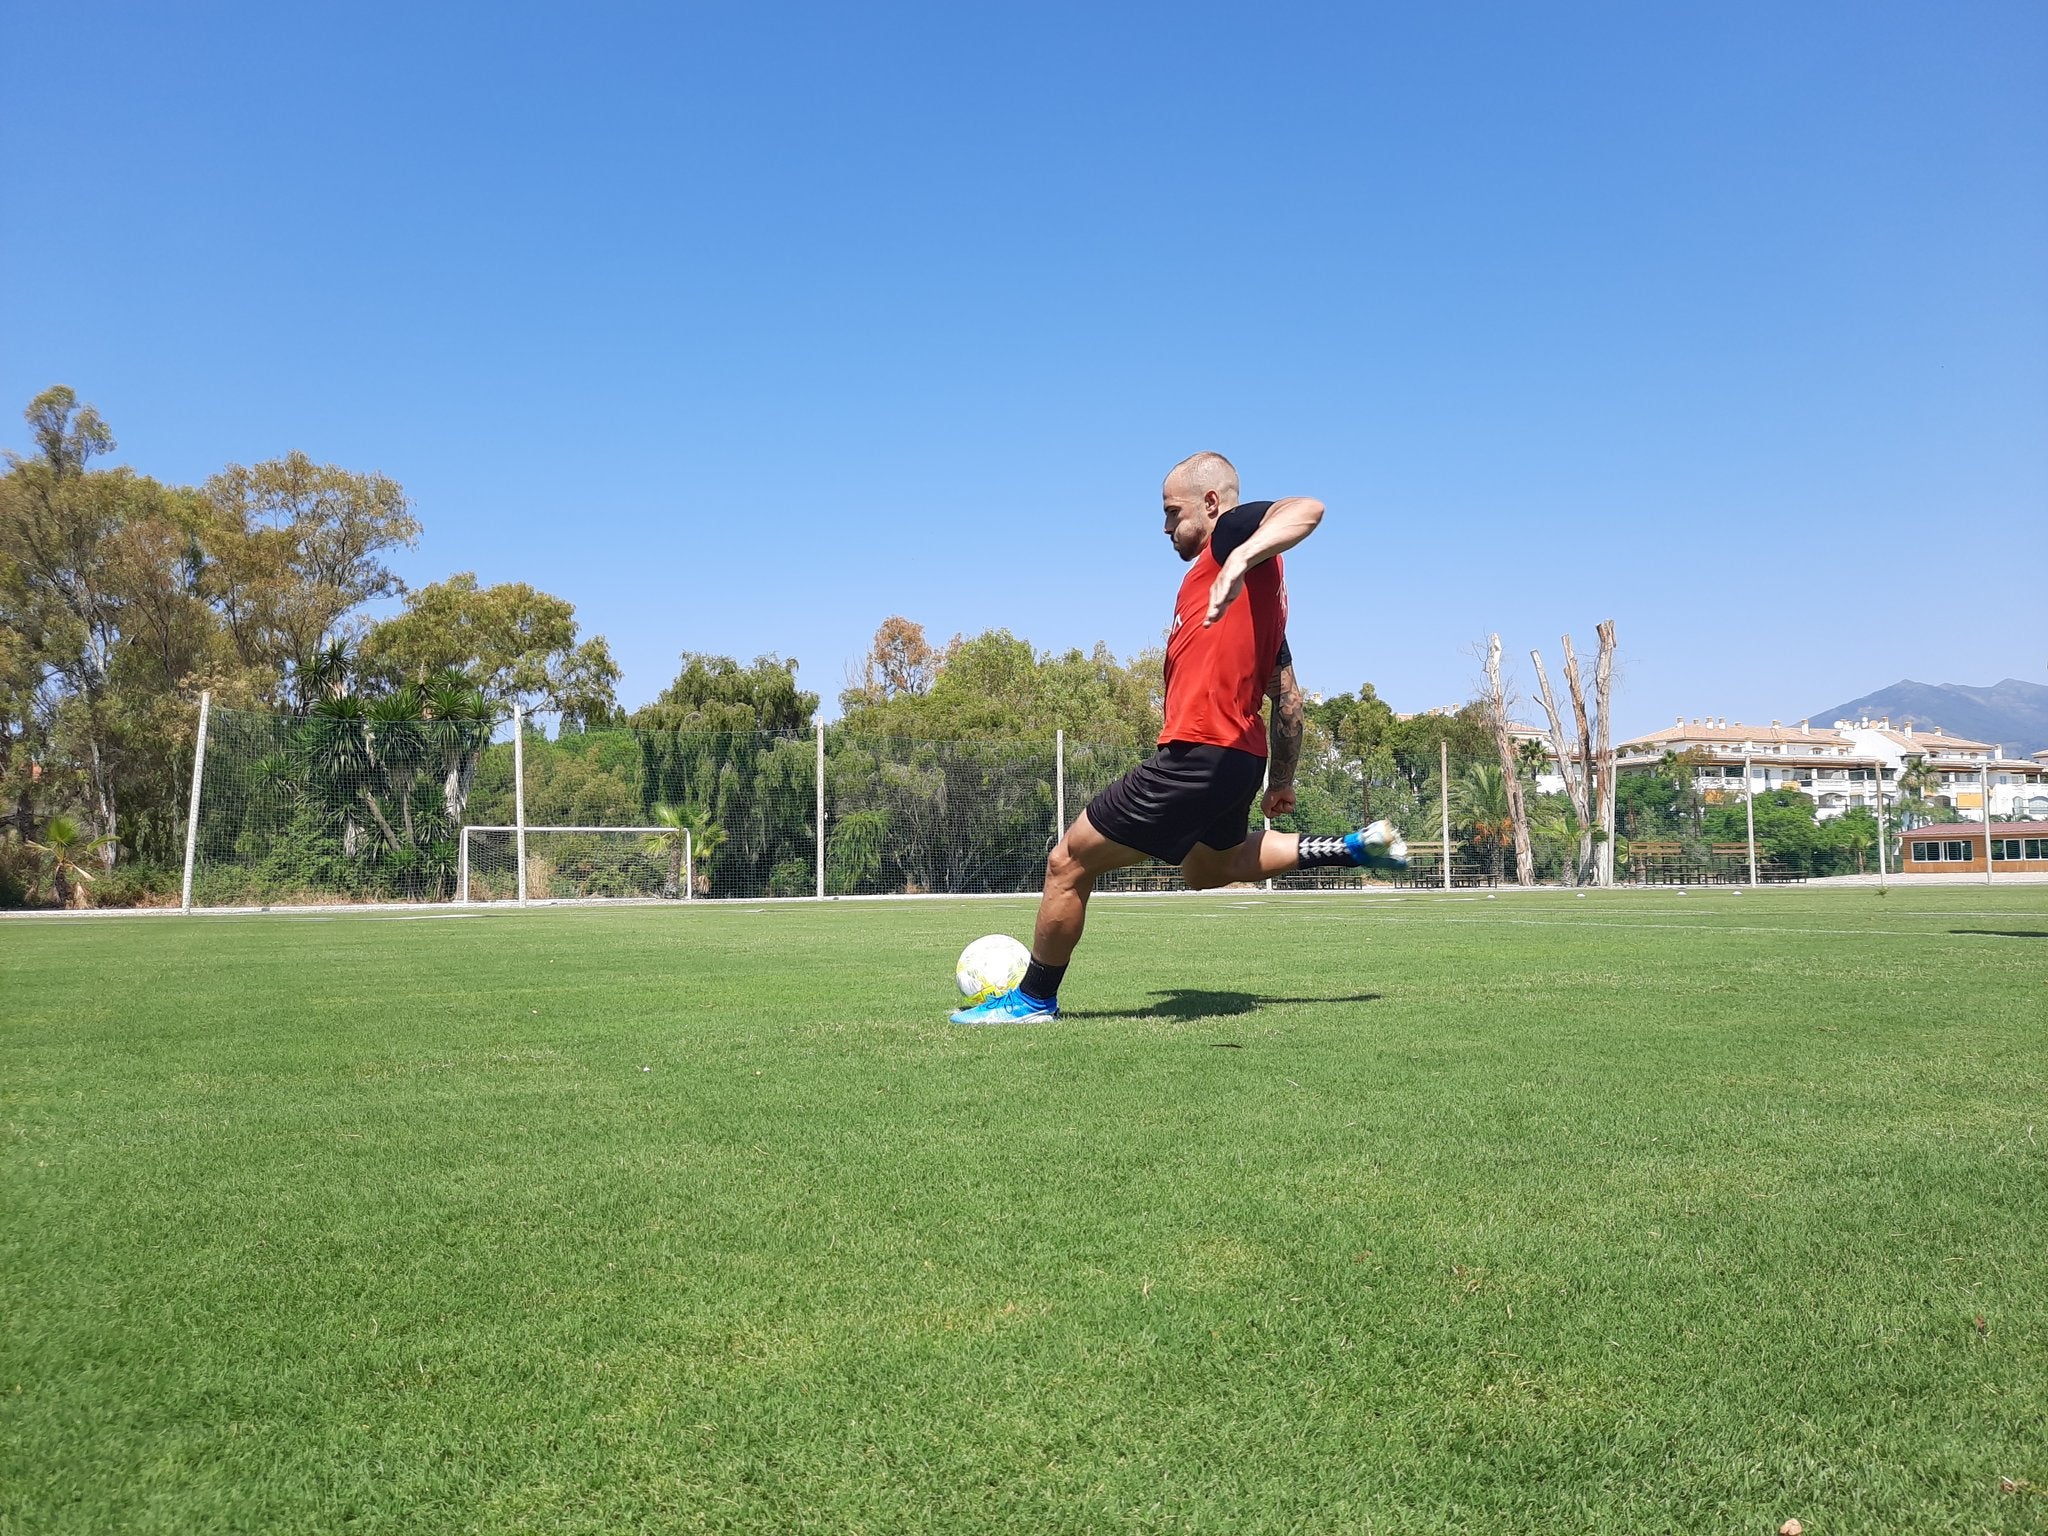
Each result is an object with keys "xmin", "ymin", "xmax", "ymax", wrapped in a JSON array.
[
  {"xmin": 1912, "ymin": 841, "xmax": 1942, "ymax": 861},
  {"xmin": 1992, "ymin": 840, "xmax": 2015, "ymax": 861},
  {"xmin": 1945, "ymin": 841, "xmax": 1972, "ymax": 862},
  {"xmin": 2027, "ymin": 839, "xmax": 2048, "ymax": 859}
]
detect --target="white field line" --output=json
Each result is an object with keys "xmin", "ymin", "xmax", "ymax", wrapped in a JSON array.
[
  {"xmin": 1365, "ymin": 915, "xmax": 2026, "ymax": 939},
  {"xmin": 5, "ymin": 882, "xmax": 2045, "ymax": 923}
]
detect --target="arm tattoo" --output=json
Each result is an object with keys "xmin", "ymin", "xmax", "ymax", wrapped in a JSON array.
[{"xmin": 1266, "ymin": 661, "xmax": 1304, "ymax": 787}]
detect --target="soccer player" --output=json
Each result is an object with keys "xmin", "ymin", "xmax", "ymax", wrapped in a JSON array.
[{"xmin": 951, "ymin": 451, "xmax": 1405, "ymax": 1025}]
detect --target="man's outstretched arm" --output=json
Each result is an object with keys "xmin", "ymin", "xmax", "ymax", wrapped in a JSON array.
[
  {"xmin": 1206, "ymin": 496, "xmax": 1324, "ymax": 625},
  {"xmin": 1263, "ymin": 657, "xmax": 1304, "ymax": 819}
]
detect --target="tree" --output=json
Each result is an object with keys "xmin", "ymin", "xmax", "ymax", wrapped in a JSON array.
[
  {"xmin": 360, "ymin": 573, "xmax": 619, "ymax": 727},
  {"xmin": 25, "ymin": 812, "xmax": 115, "ymax": 907},
  {"xmin": 644, "ymin": 806, "xmax": 726, "ymax": 897},
  {"xmin": 1825, "ymin": 806, "xmax": 1879, "ymax": 874},
  {"xmin": 644, "ymin": 803, "xmax": 708, "ymax": 899},
  {"xmin": 1530, "ymin": 622, "xmax": 1618, "ymax": 885},
  {"xmin": 0, "ymin": 387, "xmax": 212, "ymax": 860},
  {"xmin": 1453, "ymin": 762, "xmax": 1515, "ymax": 882},
  {"xmin": 635, "ymin": 653, "xmax": 817, "ymax": 736},
  {"xmin": 627, "ymin": 655, "xmax": 818, "ymax": 897},
  {"xmin": 1304, "ymin": 684, "xmax": 1400, "ymax": 825},
  {"xmin": 839, "ymin": 628, "xmax": 1162, "ymax": 748},
  {"xmin": 196, "ymin": 451, "xmax": 419, "ymax": 708},
  {"xmin": 1705, "ymin": 789, "xmax": 1831, "ymax": 875},
  {"xmin": 843, "ymin": 616, "xmax": 944, "ymax": 707},
  {"xmin": 1482, "ymin": 635, "xmax": 1533, "ymax": 885}
]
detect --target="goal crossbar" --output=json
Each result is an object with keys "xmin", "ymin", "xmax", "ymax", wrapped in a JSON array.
[{"xmin": 459, "ymin": 824, "xmax": 690, "ymax": 905}]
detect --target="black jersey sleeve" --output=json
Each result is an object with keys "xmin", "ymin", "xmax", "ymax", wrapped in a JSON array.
[
  {"xmin": 1208, "ymin": 500, "xmax": 1274, "ymax": 565},
  {"xmin": 1275, "ymin": 634, "xmax": 1293, "ymax": 671}
]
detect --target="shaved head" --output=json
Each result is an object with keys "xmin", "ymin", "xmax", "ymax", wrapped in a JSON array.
[{"xmin": 1164, "ymin": 451, "xmax": 1239, "ymax": 509}]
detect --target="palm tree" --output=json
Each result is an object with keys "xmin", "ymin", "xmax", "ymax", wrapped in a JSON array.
[
  {"xmin": 1453, "ymin": 762, "xmax": 1515, "ymax": 882},
  {"xmin": 1898, "ymin": 754, "xmax": 1940, "ymax": 801},
  {"xmin": 644, "ymin": 804, "xmax": 724, "ymax": 898},
  {"xmin": 1893, "ymin": 754, "xmax": 1947, "ymax": 830},
  {"xmin": 27, "ymin": 814, "xmax": 116, "ymax": 907}
]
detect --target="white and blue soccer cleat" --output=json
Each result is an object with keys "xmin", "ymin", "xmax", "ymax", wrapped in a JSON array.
[
  {"xmin": 949, "ymin": 987, "xmax": 1059, "ymax": 1026},
  {"xmin": 1345, "ymin": 820, "xmax": 1409, "ymax": 872}
]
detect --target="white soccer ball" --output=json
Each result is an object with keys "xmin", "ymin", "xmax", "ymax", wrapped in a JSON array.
[{"xmin": 955, "ymin": 934, "xmax": 1030, "ymax": 1003}]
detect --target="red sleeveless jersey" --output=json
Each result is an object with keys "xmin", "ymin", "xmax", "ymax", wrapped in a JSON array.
[{"xmin": 1160, "ymin": 526, "xmax": 1288, "ymax": 757}]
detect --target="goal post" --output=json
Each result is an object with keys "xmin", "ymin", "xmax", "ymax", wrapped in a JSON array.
[{"xmin": 459, "ymin": 825, "xmax": 690, "ymax": 905}]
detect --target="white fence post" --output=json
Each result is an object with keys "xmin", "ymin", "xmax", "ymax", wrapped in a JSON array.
[
  {"xmin": 1744, "ymin": 753, "xmax": 1758, "ymax": 887},
  {"xmin": 513, "ymin": 705, "xmax": 529, "ymax": 907},
  {"xmin": 1055, "ymin": 728, "xmax": 1066, "ymax": 845},
  {"xmin": 179, "ymin": 691, "xmax": 211, "ymax": 914},
  {"xmin": 1439, "ymin": 738, "xmax": 1452, "ymax": 892},
  {"xmin": 815, "ymin": 722, "xmax": 826, "ymax": 900},
  {"xmin": 1873, "ymin": 758, "xmax": 1889, "ymax": 889},
  {"xmin": 458, "ymin": 829, "xmax": 470, "ymax": 904},
  {"xmin": 685, "ymin": 828, "xmax": 693, "ymax": 903},
  {"xmin": 1982, "ymin": 760, "xmax": 1995, "ymax": 884}
]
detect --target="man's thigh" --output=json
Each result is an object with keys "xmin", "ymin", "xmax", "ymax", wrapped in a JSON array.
[
  {"xmin": 1059, "ymin": 810, "xmax": 1149, "ymax": 878},
  {"xmin": 1179, "ymin": 836, "xmax": 1252, "ymax": 889}
]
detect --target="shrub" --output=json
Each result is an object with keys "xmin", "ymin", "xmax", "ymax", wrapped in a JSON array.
[
  {"xmin": 0, "ymin": 843, "xmax": 34, "ymax": 908},
  {"xmin": 88, "ymin": 864, "xmax": 179, "ymax": 908}
]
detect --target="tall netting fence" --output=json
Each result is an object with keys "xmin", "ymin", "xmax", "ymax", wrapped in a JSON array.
[
  {"xmin": 190, "ymin": 706, "xmax": 513, "ymax": 907},
  {"xmin": 186, "ymin": 706, "xmax": 1514, "ymax": 907}
]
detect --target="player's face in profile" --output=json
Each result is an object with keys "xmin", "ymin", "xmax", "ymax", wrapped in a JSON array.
[{"xmin": 1161, "ymin": 477, "xmax": 1216, "ymax": 562}]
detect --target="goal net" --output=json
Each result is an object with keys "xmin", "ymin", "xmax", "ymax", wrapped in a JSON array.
[{"xmin": 460, "ymin": 825, "xmax": 690, "ymax": 904}]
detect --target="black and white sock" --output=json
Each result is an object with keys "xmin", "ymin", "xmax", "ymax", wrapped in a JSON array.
[{"xmin": 1296, "ymin": 834, "xmax": 1357, "ymax": 869}]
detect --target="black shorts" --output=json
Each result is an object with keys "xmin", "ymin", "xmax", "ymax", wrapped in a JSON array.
[{"xmin": 1085, "ymin": 742, "xmax": 1267, "ymax": 864}]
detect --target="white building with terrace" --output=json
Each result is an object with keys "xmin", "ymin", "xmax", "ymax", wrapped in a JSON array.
[
  {"xmin": 1836, "ymin": 717, "xmax": 2048, "ymax": 821},
  {"xmin": 1616, "ymin": 718, "xmax": 1879, "ymax": 818},
  {"xmin": 1616, "ymin": 716, "xmax": 2048, "ymax": 822}
]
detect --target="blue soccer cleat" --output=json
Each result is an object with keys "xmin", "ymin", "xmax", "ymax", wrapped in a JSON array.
[
  {"xmin": 1345, "ymin": 819, "xmax": 1409, "ymax": 872},
  {"xmin": 949, "ymin": 987, "xmax": 1059, "ymax": 1026}
]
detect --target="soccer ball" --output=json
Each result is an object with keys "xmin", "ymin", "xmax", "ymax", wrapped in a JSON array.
[{"xmin": 955, "ymin": 934, "xmax": 1030, "ymax": 1003}]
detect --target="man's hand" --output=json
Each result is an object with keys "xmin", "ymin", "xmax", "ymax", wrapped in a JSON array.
[
  {"xmin": 1205, "ymin": 554, "xmax": 1248, "ymax": 626},
  {"xmin": 1262, "ymin": 783, "xmax": 1297, "ymax": 819}
]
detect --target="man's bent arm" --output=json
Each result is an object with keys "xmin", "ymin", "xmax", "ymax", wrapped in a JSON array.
[
  {"xmin": 1206, "ymin": 497, "xmax": 1324, "ymax": 625},
  {"xmin": 1232, "ymin": 496, "xmax": 1323, "ymax": 572}
]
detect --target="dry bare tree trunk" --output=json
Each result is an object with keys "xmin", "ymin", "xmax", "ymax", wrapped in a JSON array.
[
  {"xmin": 1561, "ymin": 635, "xmax": 1598, "ymax": 885},
  {"xmin": 1530, "ymin": 649, "xmax": 1588, "ymax": 883},
  {"xmin": 1592, "ymin": 619, "xmax": 1617, "ymax": 886},
  {"xmin": 1485, "ymin": 634, "xmax": 1534, "ymax": 885}
]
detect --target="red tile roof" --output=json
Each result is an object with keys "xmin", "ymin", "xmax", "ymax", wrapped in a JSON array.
[{"xmin": 1621, "ymin": 721, "xmax": 1851, "ymax": 749}]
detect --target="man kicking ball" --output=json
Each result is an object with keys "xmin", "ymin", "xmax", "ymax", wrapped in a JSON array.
[{"xmin": 951, "ymin": 451, "xmax": 1405, "ymax": 1025}]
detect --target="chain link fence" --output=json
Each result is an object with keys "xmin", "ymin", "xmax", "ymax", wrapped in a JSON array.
[{"xmin": 182, "ymin": 701, "xmax": 1516, "ymax": 908}]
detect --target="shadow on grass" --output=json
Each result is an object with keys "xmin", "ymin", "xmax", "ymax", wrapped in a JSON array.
[
  {"xmin": 1951, "ymin": 928, "xmax": 2048, "ymax": 939},
  {"xmin": 1065, "ymin": 988, "xmax": 1383, "ymax": 1021}
]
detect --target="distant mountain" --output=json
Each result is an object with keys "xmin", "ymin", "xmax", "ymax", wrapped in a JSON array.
[{"xmin": 1808, "ymin": 679, "xmax": 2048, "ymax": 758}]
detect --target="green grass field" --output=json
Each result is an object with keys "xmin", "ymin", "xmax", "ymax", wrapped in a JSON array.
[{"xmin": 4, "ymin": 887, "xmax": 2045, "ymax": 1534}]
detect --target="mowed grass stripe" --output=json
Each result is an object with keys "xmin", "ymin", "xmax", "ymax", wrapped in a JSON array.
[{"xmin": 3, "ymin": 888, "xmax": 2044, "ymax": 1533}]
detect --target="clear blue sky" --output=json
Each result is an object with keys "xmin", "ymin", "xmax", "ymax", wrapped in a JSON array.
[{"xmin": 5, "ymin": 1, "xmax": 2043, "ymax": 736}]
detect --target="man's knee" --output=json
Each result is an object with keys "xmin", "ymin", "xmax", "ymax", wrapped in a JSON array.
[
  {"xmin": 1181, "ymin": 848, "xmax": 1233, "ymax": 890},
  {"xmin": 1046, "ymin": 839, "xmax": 1093, "ymax": 892}
]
